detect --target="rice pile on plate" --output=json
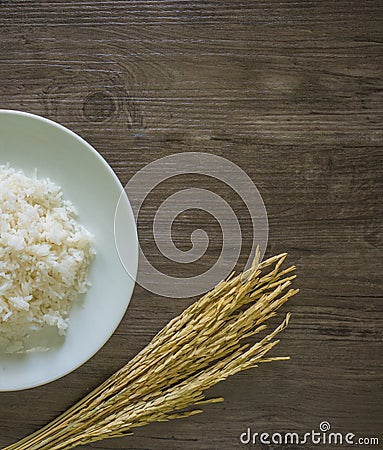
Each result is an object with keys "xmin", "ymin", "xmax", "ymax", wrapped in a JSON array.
[{"xmin": 0, "ymin": 165, "xmax": 95, "ymax": 353}]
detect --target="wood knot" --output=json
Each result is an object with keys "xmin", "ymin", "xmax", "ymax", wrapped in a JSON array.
[{"xmin": 83, "ymin": 91, "xmax": 116, "ymax": 122}]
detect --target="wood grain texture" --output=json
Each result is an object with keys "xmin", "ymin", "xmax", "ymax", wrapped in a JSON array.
[{"xmin": 0, "ymin": 0, "xmax": 382, "ymax": 449}]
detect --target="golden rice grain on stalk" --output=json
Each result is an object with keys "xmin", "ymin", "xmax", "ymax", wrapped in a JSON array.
[{"xmin": 5, "ymin": 251, "xmax": 298, "ymax": 450}]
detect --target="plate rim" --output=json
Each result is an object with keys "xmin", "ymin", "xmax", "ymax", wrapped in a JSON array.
[{"xmin": 0, "ymin": 109, "xmax": 138, "ymax": 390}]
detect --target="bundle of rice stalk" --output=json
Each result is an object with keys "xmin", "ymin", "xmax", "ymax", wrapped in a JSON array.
[{"xmin": 5, "ymin": 251, "xmax": 298, "ymax": 450}]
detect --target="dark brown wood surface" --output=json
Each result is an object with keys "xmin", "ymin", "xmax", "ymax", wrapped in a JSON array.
[{"xmin": 0, "ymin": 1, "xmax": 382, "ymax": 449}]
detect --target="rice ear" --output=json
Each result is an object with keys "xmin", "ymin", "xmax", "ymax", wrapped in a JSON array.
[{"xmin": 5, "ymin": 253, "xmax": 297, "ymax": 450}]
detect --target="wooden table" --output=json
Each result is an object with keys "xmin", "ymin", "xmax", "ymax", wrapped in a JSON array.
[{"xmin": 0, "ymin": 1, "xmax": 382, "ymax": 449}]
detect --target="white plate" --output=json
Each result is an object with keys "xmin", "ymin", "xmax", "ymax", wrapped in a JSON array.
[{"xmin": 0, "ymin": 110, "xmax": 138, "ymax": 391}]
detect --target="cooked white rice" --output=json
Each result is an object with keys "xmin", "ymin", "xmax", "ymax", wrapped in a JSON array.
[{"xmin": 0, "ymin": 165, "xmax": 95, "ymax": 353}]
